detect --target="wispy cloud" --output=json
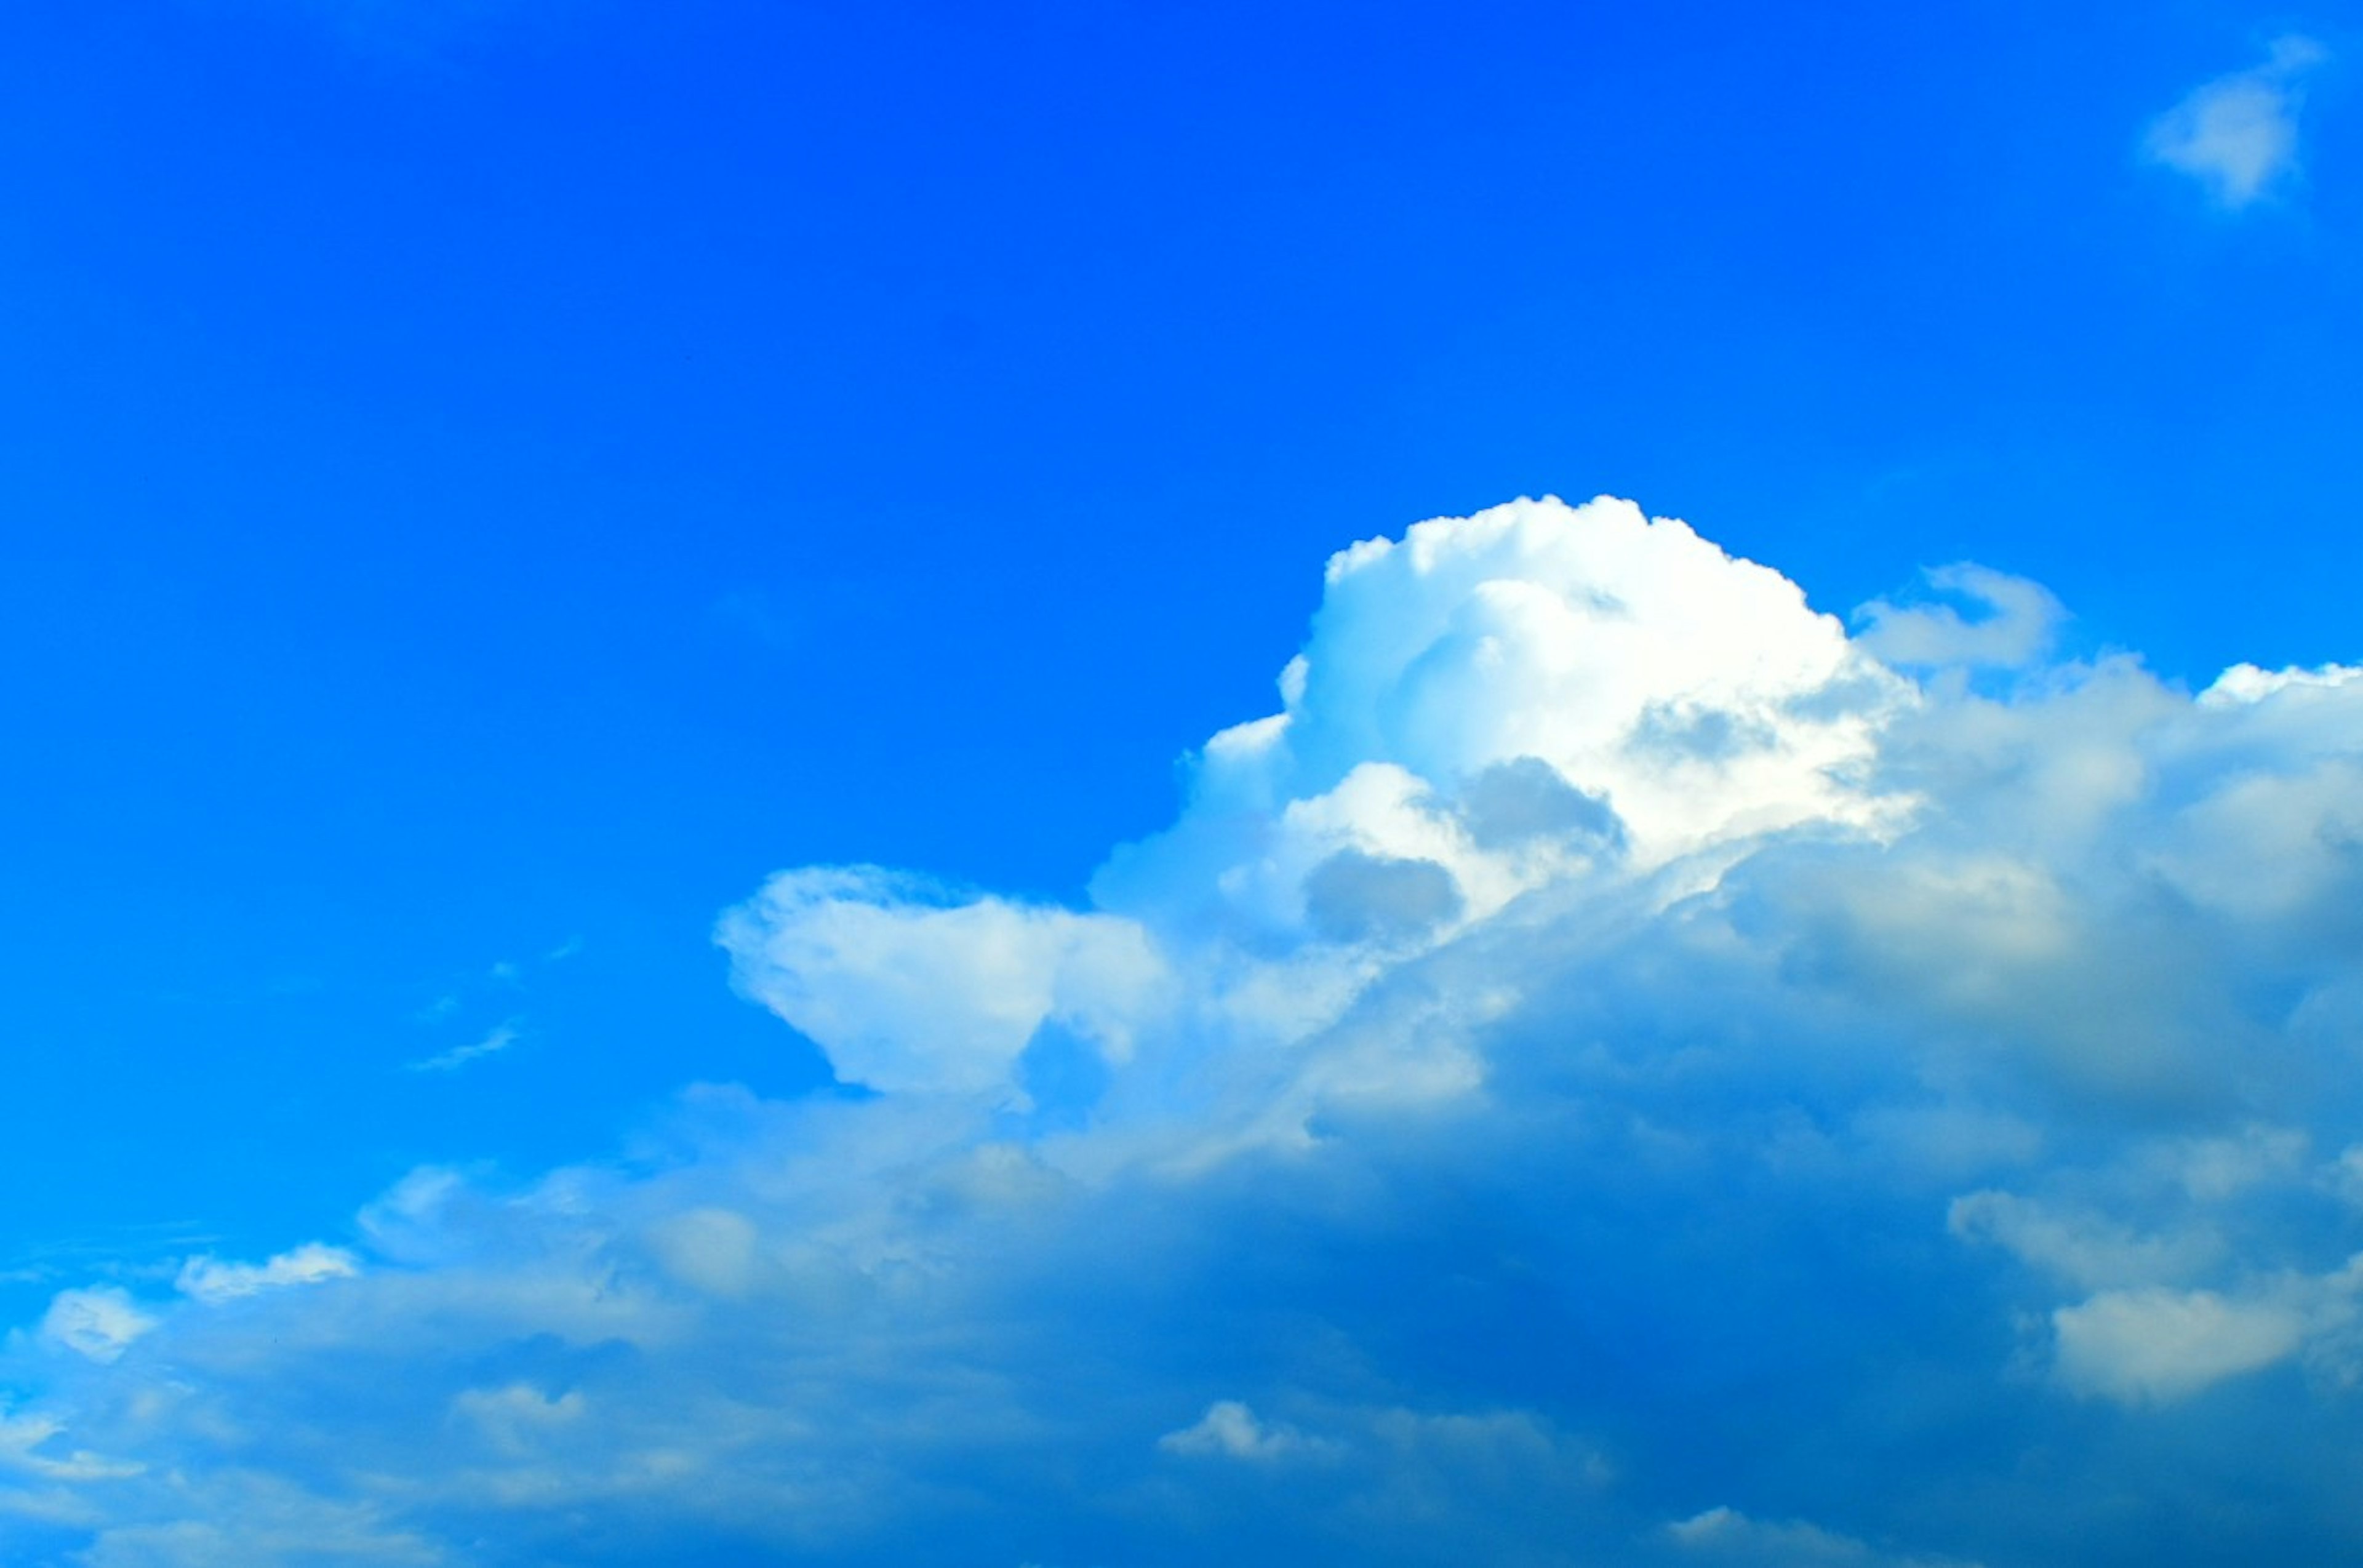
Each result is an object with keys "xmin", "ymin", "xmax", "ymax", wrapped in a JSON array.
[
  {"xmin": 175, "ymin": 1243, "xmax": 360, "ymax": 1305},
  {"xmin": 1158, "ymin": 1400, "xmax": 1333, "ymax": 1462},
  {"xmin": 2146, "ymin": 36, "xmax": 2329, "ymax": 208},
  {"xmin": 405, "ymin": 1022, "xmax": 518, "ymax": 1073}
]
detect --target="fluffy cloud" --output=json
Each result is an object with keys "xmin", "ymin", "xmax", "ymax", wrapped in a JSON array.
[
  {"xmin": 1853, "ymin": 564, "xmax": 2063, "ymax": 670},
  {"xmin": 7, "ymin": 496, "xmax": 2363, "ymax": 1565},
  {"xmin": 719, "ymin": 867, "xmax": 1168, "ymax": 1098},
  {"xmin": 36, "ymin": 1290, "xmax": 154, "ymax": 1366},
  {"xmin": 2051, "ymin": 1286, "xmax": 2306, "ymax": 1404},
  {"xmin": 2146, "ymin": 36, "xmax": 2328, "ymax": 209}
]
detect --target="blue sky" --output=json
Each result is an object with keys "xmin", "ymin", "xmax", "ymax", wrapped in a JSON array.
[{"xmin": 4, "ymin": 3, "xmax": 2363, "ymax": 1564}]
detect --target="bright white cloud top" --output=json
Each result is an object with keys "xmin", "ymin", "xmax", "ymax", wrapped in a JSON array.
[
  {"xmin": 2146, "ymin": 36, "xmax": 2328, "ymax": 208},
  {"xmin": 10, "ymin": 497, "xmax": 2363, "ymax": 1566}
]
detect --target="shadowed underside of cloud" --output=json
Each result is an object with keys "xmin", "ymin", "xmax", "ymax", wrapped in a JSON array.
[{"xmin": 12, "ymin": 497, "xmax": 2363, "ymax": 1566}]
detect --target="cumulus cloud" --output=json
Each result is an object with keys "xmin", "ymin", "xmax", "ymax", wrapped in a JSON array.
[
  {"xmin": 2146, "ymin": 36, "xmax": 2329, "ymax": 208},
  {"xmin": 7, "ymin": 496, "xmax": 2363, "ymax": 1564}
]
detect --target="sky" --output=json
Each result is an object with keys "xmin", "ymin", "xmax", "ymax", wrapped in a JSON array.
[{"xmin": 3, "ymin": 2, "xmax": 2363, "ymax": 1564}]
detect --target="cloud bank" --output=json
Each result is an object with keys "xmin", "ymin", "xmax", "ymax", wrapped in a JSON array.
[{"xmin": 10, "ymin": 497, "xmax": 2363, "ymax": 1565}]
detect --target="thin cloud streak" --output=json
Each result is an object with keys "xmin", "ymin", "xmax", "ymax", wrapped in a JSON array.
[{"xmin": 406, "ymin": 1022, "xmax": 519, "ymax": 1073}]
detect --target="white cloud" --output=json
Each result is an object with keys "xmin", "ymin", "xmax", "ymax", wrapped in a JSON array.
[
  {"xmin": 176, "ymin": 1244, "xmax": 360, "ymax": 1305},
  {"xmin": 1158, "ymin": 1399, "xmax": 1321, "ymax": 1460},
  {"xmin": 407, "ymin": 1022, "xmax": 519, "ymax": 1073},
  {"xmin": 718, "ymin": 866, "xmax": 1169, "ymax": 1097},
  {"xmin": 13, "ymin": 496, "xmax": 2363, "ymax": 1563},
  {"xmin": 1949, "ymin": 1189, "xmax": 2221, "ymax": 1291},
  {"xmin": 2146, "ymin": 36, "xmax": 2328, "ymax": 208},
  {"xmin": 1105, "ymin": 497, "xmax": 1907, "ymax": 907},
  {"xmin": 1854, "ymin": 564, "xmax": 2063, "ymax": 669},
  {"xmin": 2052, "ymin": 1287, "xmax": 2306, "ymax": 1402},
  {"xmin": 2200, "ymin": 659, "xmax": 2363, "ymax": 705}
]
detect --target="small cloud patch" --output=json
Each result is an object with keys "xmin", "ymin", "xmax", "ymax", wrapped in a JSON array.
[
  {"xmin": 2146, "ymin": 36, "xmax": 2328, "ymax": 209},
  {"xmin": 1158, "ymin": 1401, "xmax": 1324, "ymax": 1462},
  {"xmin": 39, "ymin": 1289, "xmax": 155, "ymax": 1364}
]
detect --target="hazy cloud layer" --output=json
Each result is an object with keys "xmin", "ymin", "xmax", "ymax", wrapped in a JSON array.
[{"xmin": 8, "ymin": 497, "xmax": 2363, "ymax": 1564}]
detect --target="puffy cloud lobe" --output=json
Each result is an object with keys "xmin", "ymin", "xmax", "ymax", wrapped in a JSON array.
[
  {"xmin": 1853, "ymin": 564, "xmax": 2063, "ymax": 670},
  {"xmin": 719, "ymin": 866, "xmax": 1167, "ymax": 1097},
  {"xmin": 9, "ymin": 496, "xmax": 2363, "ymax": 1565},
  {"xmin": 1102, "ymin": 497, "xmax": 1905, "ymax": 918},
  {"xmin": 2051, "ymin": 1287, "xmax": 2306, "ymax": 1404}
]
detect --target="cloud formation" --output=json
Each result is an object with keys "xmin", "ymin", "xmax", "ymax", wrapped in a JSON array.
[
  {"xmin": 2146, "ymin": 36, "xmax": 2329, "ymax": 208},
  {"xmin": 1853, "ymin": 563, "xmax": 2063, "ymax": 670},
  {"xmin": 7, "ymin": 497, "xmax": 2363, "ymax": 1565}
]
